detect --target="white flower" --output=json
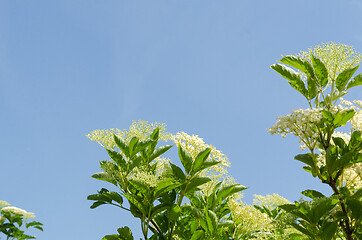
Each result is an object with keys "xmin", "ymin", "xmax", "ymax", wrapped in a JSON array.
[
  {"xmin": 1, "ymin": 206, "xmax": 35, "ymax": 219},
  {"xmin": 0, "ymin": 216, "xmax": 6, "ymax": 223},
  {"xmin": 0, "ymin": 201, "xmax": 10, "ymax": 208},
  {"xmin": 172, "ymin": 132, "xmax": 230, "ymax": 180},
  {"xmin": 268, "ymin": 108, "xmax": 323, "ymax": 150},
  {"xmin": 87, "ymin": 121, "xmax": 172, "ymax": 150},
  {"xmin": 2, "ymin": 206, "xmax": 26, "ymax": 216}
]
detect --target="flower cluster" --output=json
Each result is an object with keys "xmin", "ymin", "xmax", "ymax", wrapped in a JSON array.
[
  {"xmin": 87, "ymin": 120, "xmax": 171, "ymax": 150},
  {"xmin": 297, "ymin": 42, "xmax": 362, "ymax": 83},
  {"xmin": 268, "ymin": 108, "xmax": 323, "ymax": 150},
  {"xmin": 0, "ymin": 202, "xmax": 35, "ymax": 219},
  {"xmin": 129, "ymin": 167, "xmax": 160, "ymax": 188},
  {"xmin": 172, "ymin": 132, "xmax": 230, "ymax": 180},
  {"xmin": 228, "ymin": 199, "xmax": 272, "ymax": 237},
  {"xmin": 253, "ymin": 193, "xmax": 291, "ymax": 210}
]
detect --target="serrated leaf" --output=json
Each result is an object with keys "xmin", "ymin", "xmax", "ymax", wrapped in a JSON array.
[
  {"xmin": 102, "ymin": 234, "xmax": 121, "ymax": 240},
  {"xmin": 190, "ymin": 230, "xmax": 204, "ymax": 240},
  {"xmin": 155, "ymin": 178, "xmax": 181, "ymax": 198},
  {"xmin": 170, "ymin": 163, "xmax": 186, "ymax": 182},
  {"xmin": 301, "ymin": 189, "xmax": 325, "ymax": 200},
  {"xmin": 114, "ymin": 135, "xmax": 129, "ymax": 157},
  {"xmin": 128, "ymin": 137, "xmax": 139, "ymax": 157},
  {"xmin": 307, "ymin": 77, "xmax": 318, "ymax": 99},
  {"xmin": 311, "ymin": 54, "xmax": 328, "ymax": 88},
  {"xmin": 205, "ymin": 210, "xmax": 218, "ymax": 235},
  {"xmin": 332, "ymin": 137, "xmax": 347, "ymax": 151},
  {"xmin": 106, "ymin": 149, "xmax": 127, "ymax": 171},
  {"xmin": 216, "ymin": 184, "xmax": 247, "ymax": 203},
  {"xmin": 104, "ymin": 191, "xmax": 123, "ymax": 205},
  {"xmin": 192, "ymin": 148, "xmax": 211, "ymax": 175},
  {"xmin": 90, "ymin": 201, "xmax": 107, "ymax": 209},
  {"xmin": 178, "ymin": 145, "xmax": 192, "ymax": 174},
  {"xmin": 336, "ymin": 65, "xmax": 359, "ymax": 91},
  {"xmin": 294, "ymin": 154, "xmax": 315, "ymax": 167},
  {"xmin": 149, "ymin": 145, "xmax": 173, "ymax": 161},
  {"xmin": 271, "ymin": 64, "xmax": 308, "ymax": 97},
  {"xmin": 117, "ymin": 226, "xmax": 134, "ymax": 240},
  {"xmin": 310, "ymin": 198, "xmax": 338, "ymax": 224},
  {"xmin": 185, "ymin": 176, "xmax": 211, "ymax": 194},
  {"xmin": 91, "ymin": 172, "xmax": 117, "ymax": 185},
  {"xmin": 319, "ymin": 221, "xmax": 338, "ymax": 240},
  {"xmin": 279, "ymin": 55, "xmax": 308, "ymax": 73},
  {"xmin": 347, "ymin": 73, "xmax": 362, "ymax": 89}
]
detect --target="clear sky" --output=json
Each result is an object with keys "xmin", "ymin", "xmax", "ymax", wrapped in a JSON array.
[{"xmin": 1, "ymin": 1, "xmax": 362, "ymax": 239}]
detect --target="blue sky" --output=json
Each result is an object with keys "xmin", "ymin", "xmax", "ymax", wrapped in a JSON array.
[{"xmin": 1, "ymin": 1, "xmax": 362, "ymax": 239}]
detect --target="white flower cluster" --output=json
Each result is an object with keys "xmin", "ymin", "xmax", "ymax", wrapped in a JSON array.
[
  {"xmin": 1, "ymin": 206, "xmax": 35, "ymax": 219},
  {"xmin": 253, "ymin": 193, "xmax": 291, "ymax": 210},
  {"xmin": 228, "ymin": 199, "xmax": 272, "ymax": 237},
  {"xmin": 316, "ymin": 131, "xmax": 362, "ymax": 188},
  {"xmin": 0, "ymin": 201, "xmax": 10, "ymax": 208},
  {"xmin": 129, "ymin": 167, "xmax": 159, "ymax": 188},
  {"xmin": 268, "ymin": 108, "xmax": 323, "ymax": 150},
  {"xmin": 341, "ymin": 99, "xmax": 362, "ymax": 131},
  {"xmin": 297, "ymin": 42, "xmax": 362, "ymax": 83},
  {"xmin": 172, "ymin": 132, "xmax": 230, "ymax": 180},
  {"xmin": 87, "ymin": 120, "xmax": 172, "ymax": 150}
]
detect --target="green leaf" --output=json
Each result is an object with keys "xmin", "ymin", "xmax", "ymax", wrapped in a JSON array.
[
  {"xmin": 332, "ymin": 137, "xmax": 347, "ymax": 151},
  {"xmin": 128, "ymin": 137, "xmax": 139, "ymax": 157},
  {"xmin": 310, "ymin": 198, "xmax": 338, "ymax": 224},
  {"xmin": 107, "ymin": 149, "xmax": 127, "ymax": 171},
  {"xmin": 169, "ymin": 204, "xmax": 182, "ymax": 223},
  {"xmin": 271, "ymin": 64, "xmax": 308, "ymax": 97},
  {"xmin": 170, "ymin": 163, "xmax": 186, "ymax": 182},
  {"xmin": 319, "ymin": 221, "xmax": 338, "ymax": 240},
  {"xmin": 117, "ymin": 226, "xmax": 134, "ymax": 240},
  {"xmin": 205, "ymin": 210, "xmax": 218, "ymax": 235},
  {"xmin": 347, "ymin": 73, "xmax": 362, "ymax": 89},
  {"xmin": 332, "ymin": 152, "xmax": 355, "ymax": 172},
  {"xmin": 307, "ymin": 77, "xmax": 318, "ymax": 99},
  {"xmin": 290, "ymin": 222, "xmax": 314, "ymax": 238},
  {"xmin": 216, "ymin": 184, "xmax": 247, "ymax": 203},
  {"xmin": 149, "ymin": 145, "xmax": 173, "ymax": 161},
  {"xmin": 294, "ymin": 154, "xmax": 315, "ymax": 167},
  {"xmin": 178, "ymin": 145, "xmax": 193, "ymax": 174},
  {"xmin": 104, "ymin": 191, "xmax": 123, "ymax": 205},
  {"xmin": 346, "ymin": 198, "xmax": 362, "ymax": 220},
  {"xmin": 190, "ymin": 230, "xmax": 204, "ymax": 240},
  {"xmin": 311, "ymin": 54, "xmax": 328, "ymax": 88},
  {"xmin": 114, "ymin": 135, "xmax": 129, "ymax": 157},
  {"xmin": 336, "ymin": 65, "xmax": 359, "ymax": 91},
  {"xmin": 207, "ymin": 192, "xmax": 217, "ymax": 211},
  {"xmin": 301, "ymin": 189, "xmax": 325, "ymax": 200},
  {"xmin": 129, "ymin": 155, "xmax": 142, "ymax": 172},
  {"xmin": 279, "ymin": 55, "xmax": 308, "ymax": 73},
  {"xmin": 125, "ymin": 193, "xmax": 147, "ymax": 216},
  {"xmin": 192, "ymin": 148, "xmax": 211, "ymax": 175},
  {"xmin": 91, "ymin": 172, "xmax": 117, "ymax": 185},
  {"xmin": 185, "ymin": 176, "xmax": 211, "ymax": 194},
  {"xmin": 193, "ymin": 159, "xmax": 220, "ymax": 174},
  {"xmin": 150, "ymin": 127, "xmax": 160, "ymax": 140},
  {"xmin": 155, "ymin": 178, "xmax": 181, "ymax": 198},
  {"xmin": 90, "ymin": 201, "xmax": 107, "ymax": 209},
  {"xmin": 325, "ymin": 146, "xmax": 337, "ymax": 172},
  {"xmin": 102, "ymin": 234, "xmax": 121, "ymax": 240},
  {"xmin": 333, "ymin": 109, "xmax": 355, "ymax": 127},
  {"xmin": 349, "ymin": 131, "xmax": 362, "ymax": 151}
]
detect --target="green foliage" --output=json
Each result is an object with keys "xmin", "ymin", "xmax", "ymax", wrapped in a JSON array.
[
  {"xmin": 0, "ymin": 202, "xmax": 43, "ymax": 240},
  {"xmin": 87, "ymin": 42, "xmax": 362, "ymax": 240},
  {"xmin": 271, "ymin": 42, "xmax": 362, "ymax": 240}
]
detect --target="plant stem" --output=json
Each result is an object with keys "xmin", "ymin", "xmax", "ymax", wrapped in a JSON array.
[{"xmin": 328, "ymin": 179, "xmax": 354, "ymax": 240}]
